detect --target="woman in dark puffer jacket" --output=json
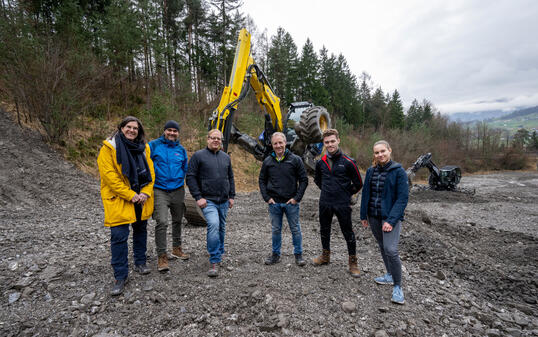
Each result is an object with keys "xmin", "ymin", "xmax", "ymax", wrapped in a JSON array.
[{"xmin": 360, "ymin": 140, "xmax": 409, "ymax": 304}]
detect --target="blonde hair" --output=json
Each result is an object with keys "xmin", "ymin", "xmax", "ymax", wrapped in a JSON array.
[
  {"xmin": 372, "ymin": 140, "xmax": 392, "ymax": 167},
  {"xmin": 207, "ymin": 129, "xmax": 223, "ymax": 138}
]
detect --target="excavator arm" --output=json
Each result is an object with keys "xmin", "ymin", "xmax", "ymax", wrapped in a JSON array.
[{"xmin": 208, "ymin": 28, "xmax": 283, "ymax": 152}]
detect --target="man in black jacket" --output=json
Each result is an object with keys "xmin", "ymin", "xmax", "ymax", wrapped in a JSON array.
[
  {"xmin": 186, "ymin": 129, "xmax": 235, "ymax": 277},
  {"xmin": 259, "ymin": 132, "xmax": 308, "ymax": 266},
  {"xmin": 313, "ymin": 129, "xmax": 363, "ymax": 277}
]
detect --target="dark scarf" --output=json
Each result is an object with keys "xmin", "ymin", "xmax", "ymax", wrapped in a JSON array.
[{"xmin": 115, "ymin": 133, "xmax": 152, "ymax": 193}]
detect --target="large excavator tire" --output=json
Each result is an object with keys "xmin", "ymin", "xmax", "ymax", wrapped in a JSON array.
[
  {"xmin": 295, "ymin": 106, "xmax": 331, "ymax": 144},
  {"xmin": 183, "ymin": 189, "xmax": 207, "ymax": 226}
]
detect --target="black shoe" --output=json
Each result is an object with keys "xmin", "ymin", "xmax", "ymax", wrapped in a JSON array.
[
  {"xmin": 134, "ymin": 264, "xmax": 151, "ymax": 275},
  {"xmin": 264, "ymin": 253, "xmax": 280, "ymax": 265},
  {"xmin": 110, "ymin": 278, "xmax": 127, "ymax": 296},
  {"xmin": 295, "ymin": 253, "xmax": 306, "ymax": 267}
]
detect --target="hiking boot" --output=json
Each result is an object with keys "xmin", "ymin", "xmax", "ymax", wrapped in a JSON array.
[
  {"xmin": 207, "ymin": 263, "xmax": 219, "ymax": 277},
  {"xmin": 157, "ymin": 254, "xmax": 169, "ymax": 272},
  {"xmin": 374, "ymin": 273, "xmax": 394, "ymax": 285},
  {"xmin": 295, "ymin": 253, "xmax": 306, "ymax": 267},
  {"xmin": 391, "ymin": 285, "xmax": 405, "ymax": 304},
  {"xmin": 264, "ymin": 253, "xmax": 280, "ymax": 265},
  {"xmin": 312, "ymin": 249, "xmax": 330, "ymax": 265},
  {"xmin": 348, "ymin": 255, "xmax": 360, "ymax": 278},
  {"xmin": 171, "ymin": 246, "xmax": 190, "ymax": 260},
  {"xmin": 133, "ymin": 263, "xmax": 150, "ymax": 275},
  {"xmin": 110, "ymin": 278, "xmax": 127, "ymax": 296}
]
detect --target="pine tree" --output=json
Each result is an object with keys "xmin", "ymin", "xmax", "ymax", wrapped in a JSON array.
[
  {"xmin": 267, "ymin": 27, "xmax": 298, "ymax": 104},
  {"xmin": 370, "ymin": 87, "xmax": 387, "ymax": 130},
  {"xmin": 297, "ymin": 38, "xmax": 319, "ymax": 102},
  {"xmin": 357, "ymin": 72, "xmax": 372, "ymax": 127},
  {"xmin": 405, "ymin": 99, "xmax": 422, "ymax": 130},
  {"xmin": 388, "ymin": 90, "xmax": 404, "ymax": 129}
]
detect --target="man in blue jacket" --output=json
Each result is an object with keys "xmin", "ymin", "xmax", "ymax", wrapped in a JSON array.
[
  {"xmin": 186, "ymin": 129, "xmax": 235, "ymax": 277},
  {"xmin": 313, "ymin": 129, "xmax": 363, "ymax": 277},
  {"xmin": 149, "ymin": 120, "xmax": 189, "ymax": 272}
]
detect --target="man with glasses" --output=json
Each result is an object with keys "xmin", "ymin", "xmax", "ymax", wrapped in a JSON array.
[{"xmin": 186, "ymin": 129, "xmax": 235, "ymax": 277}]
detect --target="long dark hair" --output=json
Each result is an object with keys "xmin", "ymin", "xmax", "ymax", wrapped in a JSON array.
[{"xmin": 114, "ymin": 116, "xmax": 146, "ymax": 143}]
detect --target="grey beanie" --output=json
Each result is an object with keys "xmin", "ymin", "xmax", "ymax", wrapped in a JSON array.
[{"xmin": 164, "ymin": 120, "xmax": 180, "ymax": 131}]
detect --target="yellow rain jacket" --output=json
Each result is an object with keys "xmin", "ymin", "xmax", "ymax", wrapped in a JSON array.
[{"xmin": 97, "ymin": 136, "xmax": 155, "ymax": 227}]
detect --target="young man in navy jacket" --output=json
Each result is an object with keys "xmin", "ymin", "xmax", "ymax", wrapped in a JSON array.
[
  {"xmin": 313, "ymin": 129, "xmax": 363, "ymax": 277},
  {"xmin": 149, "ymin": 120, "xmax": 190, "ymax": 272}
]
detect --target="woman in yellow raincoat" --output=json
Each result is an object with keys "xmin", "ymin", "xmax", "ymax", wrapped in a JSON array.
[{"xmin": 97, "ymin": 116, "xmax": 155, "ymax": 296}]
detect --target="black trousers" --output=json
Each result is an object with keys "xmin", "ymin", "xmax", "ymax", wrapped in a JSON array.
[{"xmin": 319, "ymin": 203, "xmax": 356, "ymax": 256}]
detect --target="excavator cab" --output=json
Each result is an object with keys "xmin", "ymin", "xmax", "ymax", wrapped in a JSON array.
[{"xmin": 285, "ymin": 101, "xmax": 313, "ymax": 142}]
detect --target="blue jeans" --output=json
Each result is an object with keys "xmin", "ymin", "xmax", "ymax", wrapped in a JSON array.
[
  {"xmin": 202, "ymin": 200, "xmax": 229, "ymax": 264},
  {"xmin": 268, "ymin": 203, "xmax": 302, "ymax": 255},
  {"xmin": 369, "ymin": 216, "xmax": 402, "ymax": 286},
  {"xmin": 110, "ymin": 220, "xmax": 147, "ymax": 281}
]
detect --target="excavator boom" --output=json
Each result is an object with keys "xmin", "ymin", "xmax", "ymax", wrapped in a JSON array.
[{"xmin": 209, "ymin": 28, "xmax": 283, "ymax": 151}]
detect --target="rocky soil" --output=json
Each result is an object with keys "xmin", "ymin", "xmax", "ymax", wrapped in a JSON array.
[{"xmin": 1, "ymin": 108, "xmax": 537, "ymax": 337}]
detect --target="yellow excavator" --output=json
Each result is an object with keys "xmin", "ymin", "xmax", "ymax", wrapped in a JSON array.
[{"xmin": 184, "ymin": 28, "xmax": 331, "ymax": 225}]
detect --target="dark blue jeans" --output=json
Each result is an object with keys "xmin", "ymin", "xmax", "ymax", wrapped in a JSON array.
[
  {"xmin": 268, "ymin": 203, "xmax": 302, "ymax": 255},
  {"xmin": 110, "ymin": 220, "xmax": 147, "ymax": 281},
  {"xmin": 369, "ymin": 216, "xmax": 402, "ymax": 286},
  {"xmin": 201, "ymin": 200, "xmax": 229, "ymax": 264}
]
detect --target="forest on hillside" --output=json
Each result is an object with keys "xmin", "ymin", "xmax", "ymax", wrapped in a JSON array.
[{"xmin": 0, "ymin": 0, "xmax": 535, "ymax": 173}]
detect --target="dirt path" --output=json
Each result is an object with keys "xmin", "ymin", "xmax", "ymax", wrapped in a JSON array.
[{"xmin": 1, "ymin": 109, "xmax": 537, "ymax": 337}]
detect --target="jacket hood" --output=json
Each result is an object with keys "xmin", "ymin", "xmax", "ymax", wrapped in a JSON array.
[
  {"xmin": 103, "ymin": 136, "xmax": 117, "ymax": 150},
  {"xmin": 158, "ymin": 134, "xmax": 180, "ymax": 147}
]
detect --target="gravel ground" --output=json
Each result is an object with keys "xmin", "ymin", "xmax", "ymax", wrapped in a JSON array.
[{"xmin": 1, "ymin": 109, "xmax": 537, "ymax": 337}]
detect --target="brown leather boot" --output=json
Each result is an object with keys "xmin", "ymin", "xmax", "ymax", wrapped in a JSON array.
[
  {"xmin": 313, "ymin": 249, "xmax": 330, "ymax": 265},
  {"xmin": 158, "ymin": 253, "xmax": 169, "ymax": 272},
  {"xmin": 171, "ymin": 246, "xmax": 190, "ymax": 260},
  {"xmin": 348, "ymin": 255, "xmax": 360, "ymax": 278}
]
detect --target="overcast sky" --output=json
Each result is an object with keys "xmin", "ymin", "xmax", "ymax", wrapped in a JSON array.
[{"xmin": 241, "ymin": 0, "xmax": 538, "ymax": 114}]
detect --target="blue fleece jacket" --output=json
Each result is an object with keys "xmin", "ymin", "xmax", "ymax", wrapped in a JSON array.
[
  {"xmin": 360, "ymin": 161, "xmax": 409, "ymax": 225},
  {"xmin": 149, "ymin": 135, "xmax": 188, "ymax": 191}
]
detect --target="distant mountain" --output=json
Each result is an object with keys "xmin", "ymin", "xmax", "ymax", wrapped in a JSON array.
[
  {"xmin": 498, "ymin": 106, "xmax": 538, "ymax": 120},
  {"xmin": 486, "ymin": 106, "xmax": 538, "ymax": 133},
  {"xmin": 447, "ymin": 110, "xmax": 510, "ymax": 122}
]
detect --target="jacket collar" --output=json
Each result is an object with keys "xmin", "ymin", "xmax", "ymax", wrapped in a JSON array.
[
  {"xmin": 271, "ymin": 148, "xmax": 289, "ymax": 161},
  {"xmin": 159, "ymin": 135, "xmax": 179, "ymax": 147}
]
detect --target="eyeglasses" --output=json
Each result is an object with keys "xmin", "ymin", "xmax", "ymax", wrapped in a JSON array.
[{"xmin": 208, "ymin": 136, "xmax": 222, "ymax": 141}]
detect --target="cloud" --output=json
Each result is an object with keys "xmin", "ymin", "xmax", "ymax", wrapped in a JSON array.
[
  {"xmin": 438, "ymin": 92, "xmax": 538, "ymax": 113},
  {"xmin": 242, "ymin": 0, "xmax": 538, "ymax": 114}
]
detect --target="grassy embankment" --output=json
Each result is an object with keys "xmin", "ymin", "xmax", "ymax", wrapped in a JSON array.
[{"xmin": 4, "ymin": 96, "xmax": 535, "ymax": 193}]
